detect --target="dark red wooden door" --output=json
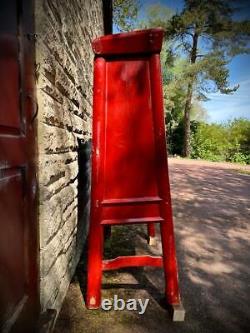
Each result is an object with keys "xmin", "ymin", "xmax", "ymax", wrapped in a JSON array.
[{"xmin": 0, "ymin": 1, "xmax": 39, "ymax": 332}]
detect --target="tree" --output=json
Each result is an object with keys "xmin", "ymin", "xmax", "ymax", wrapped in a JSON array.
[
  {"xmin": 191, "ymin": 122, "xmax": 229, "ymax": 161},
  {"xmin": 112, "ymin": 1, "xmax": 250, "ymax": 159},
  {"xmin": 191, "ymin": 119, "xmax": 250, "ymax": 164},
  {"xmin": 165, "ymin": 0, "xmax": 250, "ymax": 157},
  {"xmin": 138, "ymin": 4, "xmax": 173, "ymax": 29},
  {"xmin": 113, "ymin": 0, "xmax": 141, "ymax": 31},
  {"xmin": 227, "ymin": 118, "xmax": 250, "ymax": 163}
]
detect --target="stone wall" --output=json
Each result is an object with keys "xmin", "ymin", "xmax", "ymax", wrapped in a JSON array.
[{"xmin": 35, "ymin": 0, "xmax": 104, "ymax": 313}]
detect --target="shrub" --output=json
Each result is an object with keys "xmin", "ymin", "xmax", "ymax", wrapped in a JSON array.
[{"xmin": 189, "ymin": 119, "xmax": 250, "ymax": 164}]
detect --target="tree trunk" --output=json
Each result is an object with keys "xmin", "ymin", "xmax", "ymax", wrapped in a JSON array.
[
  {"xmin": 183, "ymin": 81, "xmax": 193, "ymax": 157},
  {"xmin": 182, "ymin": 31, "xmax": 198, "ymax": 157}
]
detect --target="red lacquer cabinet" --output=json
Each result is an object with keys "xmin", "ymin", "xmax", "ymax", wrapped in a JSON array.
[{"xmin": 86, "ymin": 29, "xmax": 185, "ymax": 321}]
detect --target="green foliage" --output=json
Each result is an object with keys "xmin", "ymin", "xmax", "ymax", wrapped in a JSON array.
[
  {"xmin": 113, "ymin": 0, "xmax": 141, "ymax": 31},
  {"xmin": 169, "ymin": 120, "xmax": 200, "ymax": 155},
  {"xmin": 191, "ymin": 122, "xmax": 228, "ymax": 161},
  {"xmin": 138, "ymin": 4, "xmax": 173, "ymax": 29},
  {"xmin": 191, "ymin": 119, "xmax": 250, "ymax": 164},
  {"xmin": 191, "ymin": 99, "xmax": 208, "ymax": 121},
  {"xmin": 165, "ymin": 0, "xmax": 250, "ymax": 156},
  {"xmin": 112, "ymin": 1, "xmax": 250, "ymax": 164},
  {"xmin": 226, "ymin": 118, "xmax": 250, "ymax": 163}
]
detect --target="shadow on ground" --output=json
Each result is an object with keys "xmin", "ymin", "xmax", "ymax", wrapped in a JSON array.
[{"xmin": 54, "ymin": 159, "xmax": 250, "ymax": 333}]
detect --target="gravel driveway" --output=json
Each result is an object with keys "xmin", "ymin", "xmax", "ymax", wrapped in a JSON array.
[{"xmin": 54, "ymin": 158, "xmax": 250, "ymax": 333}]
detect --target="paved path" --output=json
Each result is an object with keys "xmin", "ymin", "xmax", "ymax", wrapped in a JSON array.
[{"xmin": 54, "ymin": 159, "xmax": 250, "ymax": 333}]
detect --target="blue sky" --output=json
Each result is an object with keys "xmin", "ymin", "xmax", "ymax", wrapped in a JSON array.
[
  {"xmin": 205, "ymin": 55, "xmax": 250, "ymax": 123},
  {"xmin": 114, "ymin": 0, "xmax": 250, "ymax": 123}
]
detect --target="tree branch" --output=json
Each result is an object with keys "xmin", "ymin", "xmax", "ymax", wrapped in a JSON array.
[{"xmin": 184, "ymin": 31, "xmax": 194, "ymax": 37}]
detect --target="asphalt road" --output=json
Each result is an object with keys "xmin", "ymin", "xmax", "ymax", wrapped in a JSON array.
[{"xmin": 54, "ymin": 158, "xmax": 250, "ymax": 333}]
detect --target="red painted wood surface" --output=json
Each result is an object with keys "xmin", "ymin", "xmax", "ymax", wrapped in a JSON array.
[
  {"xmin": 0, "ymin": 1, "xmax": 39, "ymax": 332},
  {"xmin": 87, "ymin": 28, "xmax": 181, "ymax": 310},
  {"xmin": 102, "ymin": 256, "xmax": 163, "ymax": 271},
  {"xmin": 92, "ymin": 28, "xmax": 163, "ymax": 55}
]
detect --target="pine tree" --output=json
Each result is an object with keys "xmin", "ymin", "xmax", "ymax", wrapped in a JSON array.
[
  {"xmin": 166, "ymin": 0, "xmax": 250, "ymax": 157},
  {"xmin": 113, "ymin": 0, "xmax": 141, "ymax": 31}
]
